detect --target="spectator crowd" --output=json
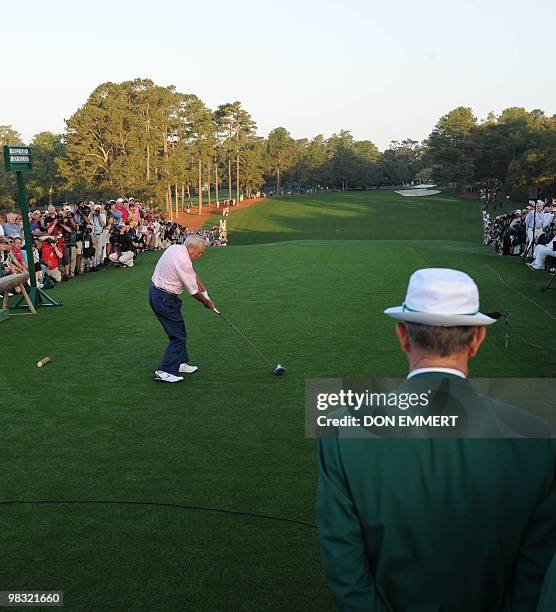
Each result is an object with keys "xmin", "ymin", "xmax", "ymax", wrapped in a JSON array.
[
  {"xmin": 483, "ymin": 197, "xmax": 555, "ymax": 269},
  {"xmin": 0, "ymin": 197, "xmax": 228, "ymax": 289}
]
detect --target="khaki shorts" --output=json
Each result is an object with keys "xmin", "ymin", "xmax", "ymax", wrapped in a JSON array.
[
  {"xmin": 75, "ymin": 241, "xmax": 83, "ymax": 255},
  {"xmin": 109, "ymin": 251, "xmax": 134, "ymax": 267},
  {"xmin": 47, "ymin": 267, "xmax": 62, "ymax": 283}
]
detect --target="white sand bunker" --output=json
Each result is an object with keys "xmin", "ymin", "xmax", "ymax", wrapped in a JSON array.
[{"xmin": 396, "ymin": 189, "xmax": 441, "ymax": 197}]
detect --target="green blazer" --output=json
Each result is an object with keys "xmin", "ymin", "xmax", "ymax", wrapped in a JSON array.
[
  {"xmin": 317, "ymin": 373, "xmax": 556, "ymax": 612},
  {"xmin": 537, "ymin": 553, "xmax": 556, "ymax": 611}
]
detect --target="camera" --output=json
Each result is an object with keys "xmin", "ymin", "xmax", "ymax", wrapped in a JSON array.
[{"xmin": 110, "ymin": 228, "xmax": 121, "ymax": 246}]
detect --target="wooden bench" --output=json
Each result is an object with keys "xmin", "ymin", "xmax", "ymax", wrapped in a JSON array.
[{"xmin": 0, "ymin": 272, "xmax": 36, "ymax": 315}]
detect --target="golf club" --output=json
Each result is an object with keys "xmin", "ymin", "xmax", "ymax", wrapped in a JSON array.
[{"xmin": 213, "ymin": 308, "xmax": 286, "ymax": 375}]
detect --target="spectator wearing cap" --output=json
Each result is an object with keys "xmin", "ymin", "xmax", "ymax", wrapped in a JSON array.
[
  {"xmin": 318, "ymin": 268, "xmax": 555, "ymax": 611},
  {"xmin": 115, "ymin": 198, "xmax": 129, "ymax": 223}
]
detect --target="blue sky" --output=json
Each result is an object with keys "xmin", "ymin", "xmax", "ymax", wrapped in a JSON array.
[{"xmin": 1, "ymin": 0, "xmax": 554, "ymax": 150}]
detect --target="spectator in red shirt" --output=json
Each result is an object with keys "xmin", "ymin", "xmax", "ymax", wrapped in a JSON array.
[
  {"xmin": 115, "ymin": 198, "xmax": 129, "ymax": 222},
  {"xmin": 11, "ymin": 237, "xmax": 27, "ymax": 269},
  {"xmin": 40, "ymin": 238, "xmax": 63, "ymax": 283}
]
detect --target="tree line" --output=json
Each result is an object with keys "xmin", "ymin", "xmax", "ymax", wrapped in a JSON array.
[{"xmin": 1, "ymin": 78, "xmax": 555, "ymax": 210}]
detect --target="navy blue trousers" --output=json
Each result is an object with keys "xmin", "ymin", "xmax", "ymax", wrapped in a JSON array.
[{"xmin": 149, "ymin": 285, "xmax": 189, "ymax": 375}]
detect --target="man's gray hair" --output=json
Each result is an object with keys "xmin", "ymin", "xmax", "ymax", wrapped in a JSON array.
[
  {"xmin": 404, "ymin": 322, "xmax": 477, "ymax": 357},
  {"xmin": 185, "ymin": 235, "xmax": 208, "ymax": 249}
]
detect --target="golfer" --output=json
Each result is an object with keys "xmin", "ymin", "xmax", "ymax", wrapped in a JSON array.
[
  {"xmin": 149, "ymin": 235, "xmax": 216, "ymax": 383},
  {"xmin": 317, "ymin": 268, "xmax": 555, "ymax": 611}
]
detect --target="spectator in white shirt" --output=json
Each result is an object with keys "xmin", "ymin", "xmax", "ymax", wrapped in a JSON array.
[
  {"xmin": 88, "ymin": 205, "xmax": 106, "ymax": 269},
  {"xmin": 529, "ymin": 234, "xmax": 556, "ymax": 270},
  {"xmin": 542, "ymin": 204, "xmax": 554, "ymax": 230},
  {"xmin": 2, "ymin": 212, "xmax": 22, "ymax": 238},
  {"xmin": 525, "ymin": 201, "xmax": 545, "ymax": 249}
]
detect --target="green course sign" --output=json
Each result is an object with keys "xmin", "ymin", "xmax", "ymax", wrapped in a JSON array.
[
  {"xmin": 3, "ymin": 145, "xmax": 32, "ymax": 171},
  {"xmin": 2, "ymin": 143, "xmax": 60, "ymax": 309}
]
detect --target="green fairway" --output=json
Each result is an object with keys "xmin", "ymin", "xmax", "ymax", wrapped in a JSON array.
[
  {"xmin": 222, "ymin": 190, "xmax": 483, "ymax": 245},
  {"xmin": 2, "ymin": 191, "xmax": 555, "ymax": 611}
]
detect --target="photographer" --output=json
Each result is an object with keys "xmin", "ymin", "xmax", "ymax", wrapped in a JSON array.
[
  {"xmin": 107, "ymin": 223, "xmax": 138, "ymax": 267},
  {"xmin": 29, "ymin": 210, "xmax": 47, "ymax": 237},
  {"xmin": 73, "ymin": 204, "xmax": 90, "ymax": 274},
  {"xmin": 32, "ymin": 237, "xmax": 47, "ymax": 286},
  {"xmin": 39, "ymin": 236, "xmax": 63, "ymax": 283},
  {"xmin": 45, "ymin": 205, "xmax": 63, "ymax": 240},
  {"xmin": 131, "ymin": 222, "xmax": 146, "ymax": 253},
  {"xmin": 108, "ymin": 200, "xmax": 122, "ymax": 227},
  {"xmin": 81, "ymin": 226, "xmax": 96, "ymax": 272},
  {"xmin": 485, "ymin": 210, "xmax": 526, "ymax": 256},
  {"xmin": 60, "ymin": 211, "xmax": 78, "ymax": 278}
]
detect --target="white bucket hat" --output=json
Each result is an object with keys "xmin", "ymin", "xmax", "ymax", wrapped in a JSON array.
[{"xmin": 384, "ymin": 268, "xmax": 496, "ymax": 327}]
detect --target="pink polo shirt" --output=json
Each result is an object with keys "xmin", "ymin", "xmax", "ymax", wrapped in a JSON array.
[{"xmin": 152, "ymin": 244, "xmax": 198, "ymax": 295}]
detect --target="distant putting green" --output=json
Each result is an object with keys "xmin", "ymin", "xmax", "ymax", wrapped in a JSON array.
[{"xmin": 2, "ymin": 191, "xmax": 554, "ymax": 611}]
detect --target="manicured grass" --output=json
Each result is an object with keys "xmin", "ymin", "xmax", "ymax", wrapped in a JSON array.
[
  {"xmin": 2, "ymin": 190, "xmax": 555, "ymax": 610},
  {"xmin": 223, "ymin": 191, "xmax": 483, "ymax": 245}
]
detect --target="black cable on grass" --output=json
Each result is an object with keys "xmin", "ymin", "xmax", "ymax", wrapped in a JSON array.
[
  {"xmin": 484, "ymin": 265, "xmax": 556, "ymax": 322},
  {"xmin": 0, "ymin": 499, "xmax": 317, "ymax": 530}
]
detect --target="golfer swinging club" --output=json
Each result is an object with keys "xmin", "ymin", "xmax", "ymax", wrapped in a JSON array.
[{"xmin": 149, "ymin": 235, "xmax": 216, "ymax": 383}]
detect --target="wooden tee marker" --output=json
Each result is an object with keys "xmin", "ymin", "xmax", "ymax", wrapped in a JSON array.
[{"xmin": 0, "ymin": 272, "xmax": 36, "ymax": 315}]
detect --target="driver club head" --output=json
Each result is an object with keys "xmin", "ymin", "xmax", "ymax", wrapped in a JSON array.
[{"xmin": 273, "ymin": 364, "xmax": 286, "ymax": 376}]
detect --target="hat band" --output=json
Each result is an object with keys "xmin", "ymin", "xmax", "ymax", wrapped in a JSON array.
[{"xmin": 402, "ymin": 302, "xmax": 479, "ymax": 316}]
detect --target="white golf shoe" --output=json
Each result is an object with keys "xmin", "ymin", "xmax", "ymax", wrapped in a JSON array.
[
  {"xmin": 179, "ymin": 363, "xmax": 198, "ymax": 374},
  {"xmin": 154, "ymin": 370, "xmax": 184, "ymax": 383}
]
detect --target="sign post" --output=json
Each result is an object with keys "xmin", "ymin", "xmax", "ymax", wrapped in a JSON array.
[{"xmin": 3, "ymin": 145, "xmax": 61, "ymax": 309}]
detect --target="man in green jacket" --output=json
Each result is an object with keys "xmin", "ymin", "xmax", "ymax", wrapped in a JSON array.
[{"xmin": 317, "ymin": 268, "xmax": 556, "ymax": 611}]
